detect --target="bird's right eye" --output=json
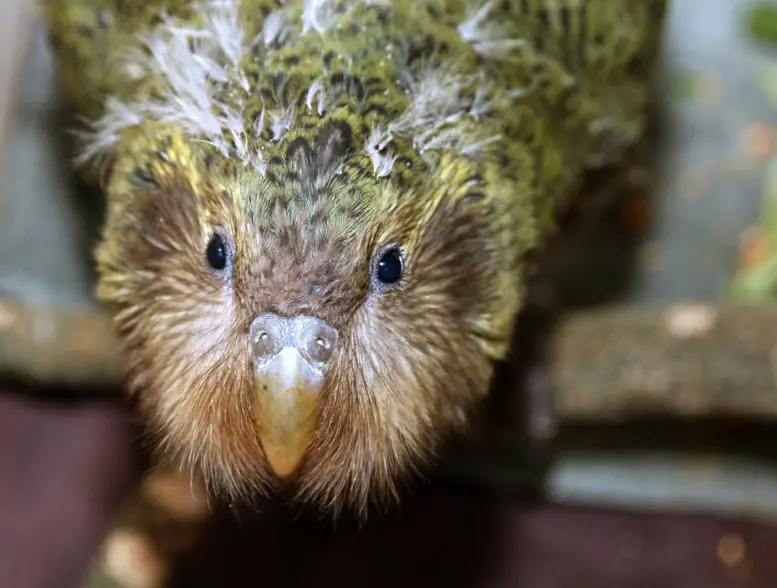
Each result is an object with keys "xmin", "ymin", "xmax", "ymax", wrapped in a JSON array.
[{"xmin": 206, "ymin": 233, "xmax": 228, "ymax": 271}]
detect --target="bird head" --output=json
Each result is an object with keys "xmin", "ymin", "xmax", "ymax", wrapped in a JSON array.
[{"xmin": 95, "ymin": 115, "xmax": 519, "ymax": 517}]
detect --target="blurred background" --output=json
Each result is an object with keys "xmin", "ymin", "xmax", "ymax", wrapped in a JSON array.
[{"xmin": 4, "ymin": 0, "xmax": 777, "ymax": 587}]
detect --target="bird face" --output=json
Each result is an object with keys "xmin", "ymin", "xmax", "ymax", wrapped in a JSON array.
[{"xmin": 97, "ymin": 130, "xmax": 506, "ymax": 515}]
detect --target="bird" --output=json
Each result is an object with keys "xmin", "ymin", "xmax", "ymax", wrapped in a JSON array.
[{"xmin": 39, "ymin": 0, "xmax": 668, "ymax": 517}]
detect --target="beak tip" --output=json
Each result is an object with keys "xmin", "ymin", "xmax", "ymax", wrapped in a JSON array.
[{"xmin": 265, "ymin": 452, "xmax": 302, "ymax": 479}]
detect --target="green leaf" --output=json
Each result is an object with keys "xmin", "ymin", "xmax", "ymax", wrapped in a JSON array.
[{"xmin": 748, "ymin": 2, "xmax": 777, "ymax": 45}]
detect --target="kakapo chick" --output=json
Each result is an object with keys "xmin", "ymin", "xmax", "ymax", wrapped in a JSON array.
[{"xmin": 41, "ymin": 0, "xmax": 667, "ymax": 515}]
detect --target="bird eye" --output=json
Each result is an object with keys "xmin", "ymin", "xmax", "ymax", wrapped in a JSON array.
[
  {"xmin": 375, "ymin": 247, "xmax": 404, "ymax": 285},
  {"xmin": 206, "ymin": 233, "xmax": 228, "ymax": 271}
]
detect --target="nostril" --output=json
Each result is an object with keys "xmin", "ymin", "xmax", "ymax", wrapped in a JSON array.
[
  {"xmin": 308, "ymin": 327, "xmax": 337, "ymax": 364},
  {"xmin": 310, "ymin": 342, "xmax": 332, "ymax": 363},
  {"xmin": 250, "ymin": 315, "xmax": 284, "ymax": 361},
  {"xmin": 252, "ymin": 329, "xmax": 277, "ymax": 360},
  {"xmin": 313, "ymin": 338, "xmax": 330, "ymax": 362}
]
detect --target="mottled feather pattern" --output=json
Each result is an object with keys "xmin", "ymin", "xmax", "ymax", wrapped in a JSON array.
[
  {"xmin": 39, "ymin": 0, "xmax": 667, "ymax": 516},
  {"xmin": 63, "ymin": 1, "xmax": 659, "ymax": 180}
]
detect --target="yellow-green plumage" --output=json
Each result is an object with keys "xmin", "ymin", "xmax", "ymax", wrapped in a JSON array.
[{"xmin": 39, "ymin": 0, "xmax": 667, "ymax": 515}]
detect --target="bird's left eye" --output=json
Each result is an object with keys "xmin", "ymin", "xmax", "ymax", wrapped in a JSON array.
[
  {"xmin": 375, "ymin": 247, "xmax": 404, "ymax": 285},
  {"xmin": 206, "ymin": 232, "xmax": 229, "ymax": 272}
]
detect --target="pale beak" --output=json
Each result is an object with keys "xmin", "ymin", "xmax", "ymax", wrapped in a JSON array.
[{"xmin": 250, "ymin": 314, "xmax": 338, "ymax": 478}]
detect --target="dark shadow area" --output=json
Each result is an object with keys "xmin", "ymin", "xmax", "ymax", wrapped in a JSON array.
[
  {"xmin": 0, "ymin": 373, "xmax": 121, "ymax": 402},
  {"xmin": 166, "ymin": 484, "xmax": 513, "ymax": 588},
  {"xmin": 557, "ymin": 418, "xmax": 777, "ymax": 463}
]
